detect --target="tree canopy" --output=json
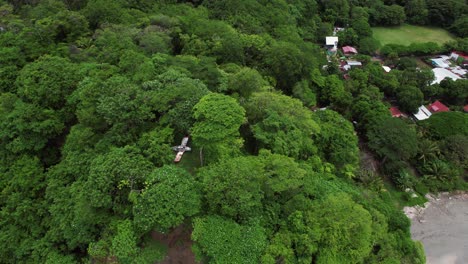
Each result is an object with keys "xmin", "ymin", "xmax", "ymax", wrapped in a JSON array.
[{"xmin": 2, "ymin": 0, "xmax": 465, "ymax": 263}]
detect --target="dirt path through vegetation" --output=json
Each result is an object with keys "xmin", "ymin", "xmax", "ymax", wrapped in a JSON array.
[
  {"xmin": 153, "ymin": 225, "xmax": 196, "ymax": 264},
  {"xmin": 405, "ymin": 192, "xmax": 468, "ymax": 264}
]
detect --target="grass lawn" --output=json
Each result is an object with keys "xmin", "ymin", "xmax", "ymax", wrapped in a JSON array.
[
  {"xmin": 372, "ymin": 24, "xmax": 455, "ymax": 46},
  {"xmin": 176, "ymin": 147, "xmax": 201, "ymax": 175}
]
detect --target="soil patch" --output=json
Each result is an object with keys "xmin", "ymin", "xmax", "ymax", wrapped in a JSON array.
[{"xmin": 152, "ymin": 225, "xmax": 197, "ymax": 264}]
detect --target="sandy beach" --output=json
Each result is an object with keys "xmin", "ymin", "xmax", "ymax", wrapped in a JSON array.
[{"xmin": 405, "ymin": 192, "xmax": 468, "ymax": 264}]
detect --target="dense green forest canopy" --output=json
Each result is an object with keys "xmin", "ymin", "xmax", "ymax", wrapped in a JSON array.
[{"xmin": 0, "ymin": 0, "xmax": 467, "ymax": 263}]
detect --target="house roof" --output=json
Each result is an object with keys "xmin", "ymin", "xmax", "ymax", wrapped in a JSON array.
[
  {"xmin": 346, "ymin": 60, "xmax": 362, "ymax": 66},
  {"xmin": 431, "ymin": 58, "xmax": 450, "ymax": 68},
  {"xmin": 464, "ymin": 105, "xmax": 468, "ymax": 112},
  {"xmin": 382, "ymin": 66, "xmax": 391, "ymax": 73},
  {"xmin": 342, "ymin": 46, "xmax": 357, "ymax": 54},
  {"xmin": 326, "ymin": 36, "xmax": 338, "ymax": 46},
  {"xmin": 414, "ymin": 105, "xmax": 432, "ymax": 121},
  {"xmin": 428, "ymin": 100, "xmax": 449, "ymax": 113},
  {"xmin": 432, "ymin": 68, "xmax": 461, "ymax": 84},
  {"xmin": 452, "ymin": 51, "xmax": 468, "ymax": 60},
  {"xmin": 389, "ymin": 106, "xmax": 403, "ymax": 117}
]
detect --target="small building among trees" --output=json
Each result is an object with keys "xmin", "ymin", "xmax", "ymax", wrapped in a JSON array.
[{"xmin": 342, "ymin": 46, "xmax": 358, "ymax": 55}]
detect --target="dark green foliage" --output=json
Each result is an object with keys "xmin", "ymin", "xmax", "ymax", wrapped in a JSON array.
[
  {"xmin": 371, "ymin": 4, "xmax": 406, "ymax": 26},
  {"xmin": 312, "ymin": 110, "xmax": 360, "ymax": 178},
  {"xmin": 367, "ymin": 118, "xmax": 418, "ymax": 162},
  {"xmin": 359, "ymin": 37, "xmax": 381, "ymax": 55},
  {"xmin": 16, "ymin": 55, "xmax": 82, "ymax": 109},
  {"xmin": 405, "ymin": 0, "xmax": 429, "ymax": 25},
  {"xmin": 0, "ymin": 93, "xmax": 64, "ymax": 154},
  {"xmin": 420, "ymin": 112, "xmax": 468, "ymax": 139}
]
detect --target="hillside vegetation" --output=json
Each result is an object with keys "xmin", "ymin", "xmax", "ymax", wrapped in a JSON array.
[{"xmin": 0, "ymin": 0, "xmax": 467, "ymax": 263}]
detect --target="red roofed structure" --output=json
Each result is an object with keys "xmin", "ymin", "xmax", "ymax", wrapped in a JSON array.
[
  {"xmin": 463, "ymin": 105, "xmax": 468, "ymax": 112},
  {"xmin": 450, "ymin": 51, "xmax": 468, "ymax": 63},
  {"xmin": 389, "ymin": 106, "xmax": 403, "ymax": 117},
  {"xmin": 342, "ymin": 46, "xmax": 358, "ymax": 54},
  {"xmin": 428, "ymin": 100, "xmax": 450, "ymax": 113}
]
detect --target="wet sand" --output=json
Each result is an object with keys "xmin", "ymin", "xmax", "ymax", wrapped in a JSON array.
[{"xmin": 405, "ymin": 192, "xmax": 468, "ymax": 264}]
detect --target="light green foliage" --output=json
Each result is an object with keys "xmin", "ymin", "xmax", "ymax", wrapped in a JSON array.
[
  {"xmin": 111, "ymin": 220, "xmax": 138, "ymax": 264},
  {"xmin": 264, "ymin": 193, "xmax": 373, "ymax": 264},
  {"xmin": 312, "ymin": 194, "xmax": 373, "ymax": 263},
  {"xmin": 260, "ymin": 150, "xmax": 306, "ymax": 202},
  {"xmin": 192, "ymin": 93, "xmax": 246, "ymax": 162},
  {"xmin": 0, "ymin": 155, "xmax": 47, "ymax": 261},
  {"xmin": 133, "ymin": 165, "xmax": 201, "ymax": 233},
  {"xmin": 192, "ymin": 216, "xmax": 267, "ymax": 264},
  {"xmin": 132, "ymin": 240, "xmax": 167, "ymax": 264},
  {"xmin": 0, "ymin": 1, "xmax": 449, "ymax": 263},
  {"xmin": 198, "ymin": 156, "xmax": 265, "ymax": 221},
  {"xmin": 262, "ymin": 210, "xmax": 320, "ymax": 264},
  {"xmin": 246, "ymin": 92, "xmax": 320, "ymax": 160},
  {"xmin": 118, "ymin": 50, "xmax": 156, "ymax": 83},
  {"xmin": 45, "ymin": 251, "xmax": 78, "ymax": 264}
]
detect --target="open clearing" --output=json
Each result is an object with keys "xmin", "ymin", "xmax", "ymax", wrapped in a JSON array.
[{"xmin": 372, "ymin": 24, "xmax": 455, "ymax": 46}]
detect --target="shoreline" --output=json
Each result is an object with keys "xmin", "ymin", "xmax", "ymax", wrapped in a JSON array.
[{"xmin": 404, "ymin": 191, "xmax": 468, "ymax": 264}]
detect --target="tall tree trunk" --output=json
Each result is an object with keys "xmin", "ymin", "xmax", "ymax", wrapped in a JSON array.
[{"xmin": 199, "ymin": 146, "xmax": 204, "ymax": 167}]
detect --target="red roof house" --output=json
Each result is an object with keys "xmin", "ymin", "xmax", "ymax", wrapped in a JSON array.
[
  {"xmin": 342, "ymin": 46, "xmax": 358, "ymax": 54},
  {"xmin": 428, "ymin": 100, "xmax": 450, "ymax": 113},
  {"xmin": 450, "ymin": 51, "xmax": 468, "ymax": 63},
  {"xmin": 389, "ymin": 106, "xmax": 403, "ymax": 118},
  {"xmin": 463, "ymin": 105, "xmax": 468, "ymax": 112}
]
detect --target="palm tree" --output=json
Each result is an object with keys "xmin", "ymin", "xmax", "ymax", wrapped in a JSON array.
[
  {"xmin": 423, "ymin": 159, "xmax": 454, "ymax": 182},
  {"xmin": 417, "ymin": 139, "xmax": 440, "ymax": 164}
]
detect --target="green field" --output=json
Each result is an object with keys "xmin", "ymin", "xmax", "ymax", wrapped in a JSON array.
[{"xmin": 372, "ymin": 24, "xmax": 455, "ymax": 46}]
